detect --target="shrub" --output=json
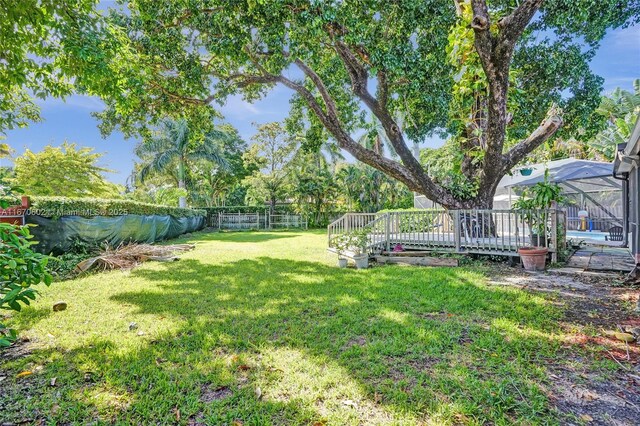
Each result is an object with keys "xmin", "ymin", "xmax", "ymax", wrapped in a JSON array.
[
  {"xmin": 378, "ymin": 208, "xmax": 440, "ymax": 233},
  {"xmin": 28, "ymin": 196, "xmax": 206, "ymax": 219},
  {"xmin": 48, "ymin": 239, "xmax": 99, "ymax": 281},
  {"xmin": 0, "ymin": 223, "xmax": 52, "ymax": 347}
]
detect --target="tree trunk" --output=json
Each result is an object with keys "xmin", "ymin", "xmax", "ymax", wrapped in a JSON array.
[
  {"xmin": 178, "ymin": 161, "xmax": 187, "ymax": 208},
  {"xmin": 269, "ymin": 195, "xmax": 276, "ymax": 216},
  {"xmin": 178, "ymin": 181, "xmax": 187, "ymax": 208}
]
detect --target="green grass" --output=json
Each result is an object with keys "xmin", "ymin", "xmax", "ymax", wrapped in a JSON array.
[{"xmin": 1, "ymin": 230, "xmax": 576, "ymax": 424}]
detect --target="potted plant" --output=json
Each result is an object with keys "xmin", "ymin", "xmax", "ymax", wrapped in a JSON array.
[
  {"xmin": 519, "ymin": 167, "xmax": 533, "ymax": 176},
  {"xmin": 333, "ymin": 229, "xmax": 369, "ymax": 269},
  {"xmin": 348, "ymin": 229, "xmax": 370, "ymax": 269},
  {"xmin": 517, "ymin": 246, "xmax": 549, "ymax": 271},
  {"xmin": 333, "ymin": 234, "xmax": 350, "ymax": 268},
  {"xmin": 513, "ymin": 170, "xmax": 564, "ymax": 271}
]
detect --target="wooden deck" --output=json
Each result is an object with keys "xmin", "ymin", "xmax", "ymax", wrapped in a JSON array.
[{"xmin": 328, "ymin": 209, "xmax": 564, "ymax": 260}]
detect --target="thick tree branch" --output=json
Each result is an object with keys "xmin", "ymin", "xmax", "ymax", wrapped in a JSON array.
[
  {"xmin": 503, "ymin": 114, "xmax": 564, "ymax": 170},
  {"xmin": 265, "ymin": 73, "xmax": 422, "ymax": 192},
  {"xmin": 331, "ymin": 40, "xmax": 439, "ymax": 191},
  {"xmin": 498, "ymin": 0, "xmax": 543, "ymax": 44},
  {"xmin": 293, "ymin": 59, "xmax": 341, "ymax": 121},
  {"xmin": 222, "ymin": 56, "xmax": 457, "ymax": 204}
]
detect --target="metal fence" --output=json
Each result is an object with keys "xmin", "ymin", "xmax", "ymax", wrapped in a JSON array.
[{"xmin": 215, "ymin": 212, "xmax": 307, "ymax": 230}]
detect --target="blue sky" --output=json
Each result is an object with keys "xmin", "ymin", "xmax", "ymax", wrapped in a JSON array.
[{"xmin": 3, "ymin": 24, "xmax": 639, "ymax": 185}]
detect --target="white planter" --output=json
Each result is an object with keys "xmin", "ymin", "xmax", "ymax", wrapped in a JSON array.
[
  {"xmin": 353, "ymin": 255, "xmax": 369, "ymax": 270},
  {"xmin": 337, "ymin": 258, "xmax": 348, "ymax": 268}
]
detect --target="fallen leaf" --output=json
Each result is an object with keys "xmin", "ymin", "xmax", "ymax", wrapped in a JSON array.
[
  {"xmin": 174, "ymin": 407, "xmax": 180, "ymax": 421},
  {"xmin": 255, "ymin": 387, "xmax": 262, "ymax": 400},
  {"xmin": 50, "ymin": 377, "xmax": 57, "ymax": 387},
  {"xmin": 580, "ymin": 414, "xmax": 593, "ymax": 422},
  {"xmin": 374, "ymin": 392, "xmax": 382, "ymax": 403},
  {"xmin": 575, "ymin": 388, "xmax": 599, "ymax": 401},
  {"xmin": 16, "ymin": 371, "xmax": 33, "ymax": 379},
  {"xmin": 341, "ymin": 399, "xmax": 357, "ymax": 408},
  {"xmin": 232, "ymin": 420, "xmax": 243, "ymax": 426},
  {"xmin": 614, "ymin": 332, "xmax": 636, "ymax": 343},
  {"xmin": 238, "ymin": 364, "xmax": 250, "ymax": 371}
]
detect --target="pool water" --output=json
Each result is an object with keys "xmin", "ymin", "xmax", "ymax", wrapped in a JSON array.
[{"xmin": 566, "ymin": 230, "xmax": 609, "ymax": 241}]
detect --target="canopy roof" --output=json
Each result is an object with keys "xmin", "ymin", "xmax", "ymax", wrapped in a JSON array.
[{"xmin": 501, "ymin": 159, "xmax": 619, "ymax": 194}]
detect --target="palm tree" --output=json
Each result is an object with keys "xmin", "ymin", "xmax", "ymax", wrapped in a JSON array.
[
  {"xmin": 591, "ymin": 80, "xmax": 640, "ymax": 161},
  {"xmin": 135, "ymin": 118, "xmax": 229, "ymax": 207}
]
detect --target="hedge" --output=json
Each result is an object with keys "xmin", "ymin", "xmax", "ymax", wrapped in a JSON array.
[{"xmin": 27, "ymin": 196, "xmax": 206, "ymax": 219}]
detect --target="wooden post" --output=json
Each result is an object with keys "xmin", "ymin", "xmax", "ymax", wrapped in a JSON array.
[
  {"xmin": 454, "ymin": 210, "xmax": 461, "ymax": 253},
  {"xmin": 385, "ymin": 212, "xmax": 390, "ymax": 252}
]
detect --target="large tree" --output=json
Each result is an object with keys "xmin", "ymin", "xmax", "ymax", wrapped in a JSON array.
[
  {"xmin": 135, "ymin": 118, "xmax": 229, "ymax": 207},
  {"xmin": 242, "ymin": 122, "xmax": 298, "ymax": 214},
  {"xmin": 95, "ymin": 0, "xmax": 639, "ymax": 209},
  {"xmin": 13, "ymin": 142, "xmax": 122, "ymax": 198}
]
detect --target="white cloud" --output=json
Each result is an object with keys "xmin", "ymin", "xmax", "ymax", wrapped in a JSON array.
[
  {"xmin": 37, "ymin": 94, "xmax": 105, "ymax": 111},
  {"xmin": 221, "ymin": 95, "xmax": 261, "ymax": 117},
  {"xmin": 610, "ymin": 24, "xmax": 640, "ymax": 49}
]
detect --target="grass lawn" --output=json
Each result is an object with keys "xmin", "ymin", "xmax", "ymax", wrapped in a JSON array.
[{"xmin": 0, "ymin": 230, "xmax": 612, "ymax": 424}]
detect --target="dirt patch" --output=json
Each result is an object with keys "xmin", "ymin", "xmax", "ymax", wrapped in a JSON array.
[
  {"xmin": 200, "ymin": 384, "xmax": 232, "ymax": 403},
  {"xmin": 490, "ymin": 266, "xmax": 640, "ymax": 425},
  {"xmin": 0, "ymin": 338, "xmax": 34, "ymax": 362},
  {"xmin": 547, "ymin": 369, "xmax": 640, "ymax": 425},
  {"xmin": 342, "ymin": 336, "xmax": 367, "ymax": 350}
]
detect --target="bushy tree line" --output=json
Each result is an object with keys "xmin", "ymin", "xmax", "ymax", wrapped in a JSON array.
[{"xmin": 129, "ymin": 119, "xmax": 413, "ymax": 226}]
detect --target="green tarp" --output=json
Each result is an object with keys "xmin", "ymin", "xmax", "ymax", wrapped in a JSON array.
[{"xmin": 26, "ymin": 214, "xmax": 205, "ymax": 254}]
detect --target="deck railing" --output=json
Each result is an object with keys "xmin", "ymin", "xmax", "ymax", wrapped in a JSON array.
[{"xmin": 328, "ymin": 209, "xmax": 565, "ymax": 261}]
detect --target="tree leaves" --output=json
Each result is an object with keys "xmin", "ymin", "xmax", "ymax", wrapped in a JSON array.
[
  {"xmin": 12, "ymin": 143, "xmax": 122, "ymax": 198},
  {"xmin": 0, "ymin": 222, "xmax": 52, "ymax": 347}
]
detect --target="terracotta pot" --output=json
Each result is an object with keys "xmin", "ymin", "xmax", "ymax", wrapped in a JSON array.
[{"xmin": 518, "ymin": 247, "xmax": 548, "ymax": 271}]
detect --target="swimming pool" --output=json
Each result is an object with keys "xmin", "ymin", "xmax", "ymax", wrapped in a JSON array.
[{"xmin": 566, "ymin": 230, "xmax": 609, "ymax": 241}]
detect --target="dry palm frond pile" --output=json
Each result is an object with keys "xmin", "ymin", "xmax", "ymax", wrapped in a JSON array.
[{"xmin": 75, "ymin": 243, "xmax": 195, "ymax": 273}]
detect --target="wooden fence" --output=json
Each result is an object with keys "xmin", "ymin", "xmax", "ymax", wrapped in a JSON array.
[{"xmin": 328, "ymin": 209, "xmax": 565, "ymax": 261}]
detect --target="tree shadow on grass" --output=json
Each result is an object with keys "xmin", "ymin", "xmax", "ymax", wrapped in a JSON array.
[
  {"xmin": 184, "ymin": 231, "xmax": 304, "ymax": 244},
  {"xmin": 2, "ymin": 257, "xmax": 565, "ymax": 424},
  {"xmin": 114, "ymin": 258, "xmax": 560, "ymax": 422}
]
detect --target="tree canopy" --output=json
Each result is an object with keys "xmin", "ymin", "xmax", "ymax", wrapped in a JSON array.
[
  {"xmin": 4, "ymin": 1, "xmax": 639, "ymax": 209},
  {"xmin": 86, "ymin": 0, "xmax": 640, "ymax": 209},
  {"xmin": 134, "ymin": 118, "xmax": 229, "ymax": 207},
  {"xmin": 12, "ymin": 142, "xmax": 122, "ymax": 198}
]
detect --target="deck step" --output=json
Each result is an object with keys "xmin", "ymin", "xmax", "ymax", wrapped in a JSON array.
[
  {"xmin": 375, "ymin": 255, "xmax": 458, "ymax": 267},
  {"xmin": 380, "ymin": 250, "xmax": 440, "ymax": 257}
]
